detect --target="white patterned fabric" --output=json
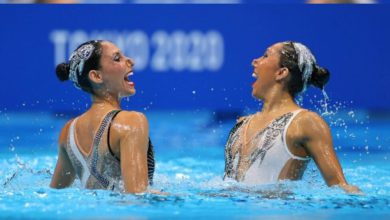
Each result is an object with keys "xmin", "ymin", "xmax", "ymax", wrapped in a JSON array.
[
  {"xmin": 224, "ymin": 109, "xmax": 310, "ymax": 185},
  {"xmin": 68, "ymin": 44, "xmax": 95, "ymax": 89}
]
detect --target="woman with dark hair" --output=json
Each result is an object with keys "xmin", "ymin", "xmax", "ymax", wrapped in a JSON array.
[
  {"xmin": 50, "ymin": 40, "xmax": 154, "ymax": 193},
  {"xmin": 224, "ymin": 41, "xmax": 360, "ymax": 193}
]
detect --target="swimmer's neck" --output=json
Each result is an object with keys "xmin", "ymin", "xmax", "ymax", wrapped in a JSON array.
[
  {"xmin": 91, "ymin": 94, "xmax": 121, "ymax": 109},
  {"xmin": 260, "ymin": 90, "xmax": 297, "ymax": 114}
]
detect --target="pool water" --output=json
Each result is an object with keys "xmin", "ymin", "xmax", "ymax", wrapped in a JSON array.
[{"xmin": 1, "ymin": 110, "xmax": 390, "ymax": 218}]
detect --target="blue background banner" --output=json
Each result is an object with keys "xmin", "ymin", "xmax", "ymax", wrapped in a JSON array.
[{"xmin": 0, "ymin": 5, "xmax": 389, "ymax": 113}]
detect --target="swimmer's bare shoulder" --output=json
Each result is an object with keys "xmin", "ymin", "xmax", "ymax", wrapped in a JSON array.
[
  {"xmin": 292, "ymin": 110, "xmax": 329, "ymax": 136},
  {"xmin": 110, "ymin": 111, "xmax": 149, "ymax": 155},
  {"xmin": 109, "ymin": 111, "xmax": 149, "ymax": 154},
  {"xmin": 112, "ymin": 111, "xmax": 148, "ymax": 136},
  {"xmin": 287, "ymin": 109, "xmax": 331, "ymax": 143},
  {"xmin": 296, "ymin": 109, "xmax": 323, "ymax": 122}
]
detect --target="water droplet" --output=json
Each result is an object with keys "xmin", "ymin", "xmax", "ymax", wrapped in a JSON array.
[
  {"xmin": 175, "ymin": 173, "xmax": 189, "ymax": 180},
  {"xmin": 34, "ymin": 190, "xmax": 48, "ymax": 198},
  {"xmin": 192, "ymin": 91, "xmax": 196, "ymax": 95}
]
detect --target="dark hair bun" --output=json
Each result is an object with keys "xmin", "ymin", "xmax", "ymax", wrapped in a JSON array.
[
  {"xmin": 310, "ymin": 65, "xmax": 330, "ymax": 89},
  {"xmin": 55, "ymin": 63, "xmax": 70, "ymax": 81}
]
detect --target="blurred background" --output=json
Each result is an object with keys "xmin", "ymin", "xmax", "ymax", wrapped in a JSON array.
[{"xmin": 0, "ymin": 5, "xmax": 389, "ymax": 113}]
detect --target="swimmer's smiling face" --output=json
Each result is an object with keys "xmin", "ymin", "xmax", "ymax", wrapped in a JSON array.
[
  {"xmin": 93, "ymin": 41, "xmax": 136, "ymax": 98},
  {"xmin": 251, "ymin": 43, "xmax": 284, "ymax": 99}
]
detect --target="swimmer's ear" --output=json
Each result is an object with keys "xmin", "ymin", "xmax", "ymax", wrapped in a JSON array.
[
  {"xmin": 88, "ymin": 70, "xmax": 104, "ymax": 84},
  {"xmin": 275, "ymin": 67, "xmax": 289, "ymax": 81}
]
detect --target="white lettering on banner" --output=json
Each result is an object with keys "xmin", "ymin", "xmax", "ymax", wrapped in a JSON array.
[
  {"xmin": 49, "ymin": 30, "xmax": 68, "ymax": 66},
  {"xmin": 49, "ymin": 30, "xmax": 224, "ymax": 72},
  {"xmin": 206, "ymin": 31, "xmax": 224, "ymax": 71},
  {"xmin": 151, "ymin": 31, "xmax": 170, "ymax": 72}
]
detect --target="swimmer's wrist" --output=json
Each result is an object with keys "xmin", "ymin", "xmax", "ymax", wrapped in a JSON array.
[{"xmin": 339, "ymin": 183, "xmax": 362, "ymax": 195}]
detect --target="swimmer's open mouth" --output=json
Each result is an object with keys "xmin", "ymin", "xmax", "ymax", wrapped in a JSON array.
[
  {"xmin": 252, "ymin": 71, "xmax": 258, "ymax": 86},
  {"xmin": 124, "ymin": 71, "xmax": 134, "ymax": 86}
]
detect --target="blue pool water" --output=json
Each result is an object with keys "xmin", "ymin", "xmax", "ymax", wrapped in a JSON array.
[{"xmin": 1, "ymin": 110, "xmax": 390, "ymax": 218}]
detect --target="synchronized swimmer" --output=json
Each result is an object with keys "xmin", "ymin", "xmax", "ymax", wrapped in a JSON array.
[
  {"xmin": 50, "ymin": 40, "xmax": 154, "ymax": 193},
  {"xmin": 224, "ymin": 41, "xmax": 360, "ymax": 194}
]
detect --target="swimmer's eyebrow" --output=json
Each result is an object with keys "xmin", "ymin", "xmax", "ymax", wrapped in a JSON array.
[
  {"xmin": 266, "ymin": 48, "xmax": 278, "ymax": 55},
  {"xmin": 112, "ymin": 50, "xmax": 121, "ymax": 57}
]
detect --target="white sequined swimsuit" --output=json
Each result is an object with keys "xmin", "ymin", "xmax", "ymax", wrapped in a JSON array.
[
  {"xmin": 224, "ymin": 109, "xmax": 310, "ymax": 185},
  {"xmin": 66, "ymin": 110, "xmax": 155, "ymax": 190}
]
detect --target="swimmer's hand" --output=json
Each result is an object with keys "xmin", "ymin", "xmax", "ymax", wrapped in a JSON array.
[
  {"xmin": 147, "ymin": 189, "xmax": 170, "ymax": 196},
  {"xmin": 340, "ymin": 184, "xmax": 363, "ymax": 195}
]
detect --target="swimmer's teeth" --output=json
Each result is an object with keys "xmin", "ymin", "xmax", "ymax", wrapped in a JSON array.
[
  {"xmin": 125, "ymin": 72, "xmax": 133, "ymax": 82},
  {"xmin": 252, "ymin": 72, "xmax": 257, "ymax": 78}
]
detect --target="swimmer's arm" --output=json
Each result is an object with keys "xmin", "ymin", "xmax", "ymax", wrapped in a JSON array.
[
  {"xmin": 300, "ymin": 112, "xmax": 361, "ymax": 194},
  {"xmin": 50, "ymin": 121, "xmax": 75, "ymax": 189},
  {"xmin": 118, "ymin": 112, "xmax": 149, "ymax": 194}
]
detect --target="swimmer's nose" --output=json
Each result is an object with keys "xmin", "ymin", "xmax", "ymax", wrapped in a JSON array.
[
  {"xmin": 252, "ymin": 59, "xmax": 256, "ymax": 67},
  {"xmin": 126, "ymin": 58, "xmax": 134, "ymax": 68}
]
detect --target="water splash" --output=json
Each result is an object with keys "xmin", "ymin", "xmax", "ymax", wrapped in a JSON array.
[
  {"xmin": 321, "ymin": 89, "xmax": 331, "ymax": 116},
  {"xmin": 296, "ymin": 94, "xmax": 304, "ymax": 106}
]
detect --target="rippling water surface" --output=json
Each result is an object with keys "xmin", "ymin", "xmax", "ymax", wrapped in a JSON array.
[{"xmin": 1, "ymin": 111, "xmax": 389, "ymax": 218}]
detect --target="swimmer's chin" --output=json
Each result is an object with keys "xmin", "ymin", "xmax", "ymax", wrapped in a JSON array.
[
  {"xmin": 251, "ymin": 90, "xmax": 260, "ymax": 99},
  {"xmin": 120, "ymin": 90, "xmax": 136, "ymax": 98}
]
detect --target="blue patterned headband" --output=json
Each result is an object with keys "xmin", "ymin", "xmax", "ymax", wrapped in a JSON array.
[{"xmin": 68, "ymin": 44, "xmax": 95, "ymax": 89}]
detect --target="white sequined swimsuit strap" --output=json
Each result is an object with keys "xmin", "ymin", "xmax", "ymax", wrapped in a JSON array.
[{"xmin": 69, "ymin": 118, "xmax": 91, "ymax": 187}]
